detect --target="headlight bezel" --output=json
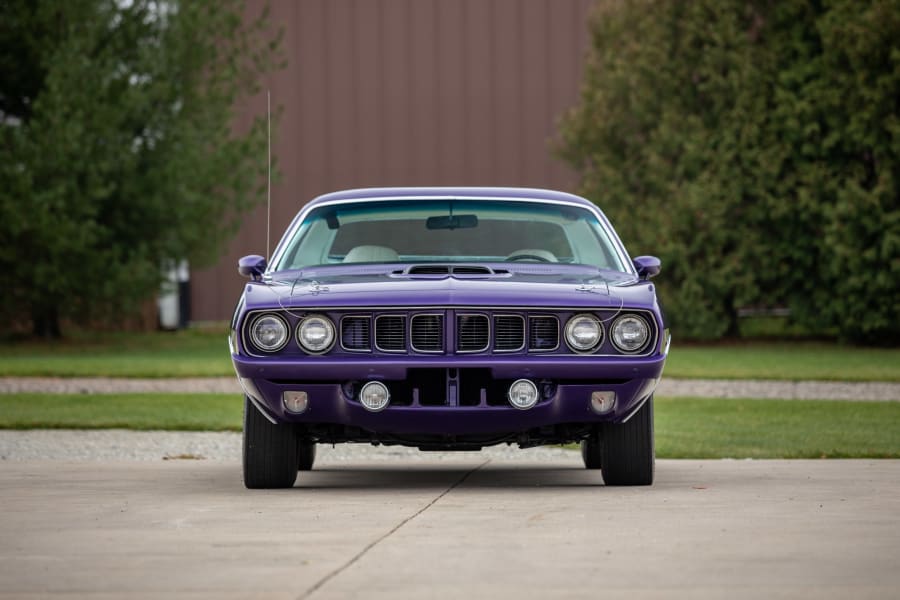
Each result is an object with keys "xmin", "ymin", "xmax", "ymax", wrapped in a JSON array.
[
  {"xmin": 564, "ymin": 313, "xmax": 604, "ymax": 353},
  {"xmin": 610, "ymin": 314, "xmax": 652, "ymax": 354},
  {"xmin": 247, "ymin": 313, "xmax": 290, "ymax": 353},
  {"xmin": 296, "ymin": 313, "xmax": 336, "ymax": 354}
]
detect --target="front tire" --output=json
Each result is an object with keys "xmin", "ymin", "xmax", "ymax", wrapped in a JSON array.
[
  {"xmin": 243, "ymin": 396, "xmax": 299, "ymax": 489},
  {"xmin": 600, "ymin": 396, "xmax": 655, "ymax": 486},
  {"xmin": 298, "ymin": 442, "xmax": 316, "ymax": 471},
  {"xmin": 581, "ymin": 437, "xmax": 602, "ymax": 469}
]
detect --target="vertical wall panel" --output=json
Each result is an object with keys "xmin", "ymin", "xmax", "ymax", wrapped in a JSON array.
[
  {"xmin": 520, "ymin": 0, "xmax": 551, "ymax": 187},
  {"xmin": 192, "ymin": 0, "xmax": 596, "ymax": 322},
  {"xmin": 435, "ymin": 1, "xmax": 467, "ymax": 183},
  {"xmin": 355, "ymin": 0, "xmax": 383, "ymax": 184},
  {"xmin": 409, "ymin": 0, "xmax": 440, "ymax": 185},
  {"xmin": 462, "ymin": 0, "xmax": 495, "ymax": 184},
  {"xmin": 491, "ymin": 0, "xmax": 521, "ymax": 184},
  {"xmin": 381, "ymin": 0, "xmax": 412, "ymax": 183}
]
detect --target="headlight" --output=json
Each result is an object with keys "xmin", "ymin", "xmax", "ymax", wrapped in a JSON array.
[
  {"xmin": 297, "ymin": 314, "xmax": 335, "ymax": 354},
  {"xmin": 249, "ymin": 313, "xmax": 289, "ymax": 352},
  {"xmin": 564, "ymin": 313, "xmax": 603, "ymax": 352},
  {"xmin": 611, "ymin": 314, "xmax": 651, "ymax": 353}
]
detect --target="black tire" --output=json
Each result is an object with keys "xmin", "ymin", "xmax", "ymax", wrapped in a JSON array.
[
  {"xmin": 242, "ymin": 396, "xmax": 299, "ymax": 489},
  {"xmin": 600, "ymin": 396, "xmax": 655, "ymax": 486},
  {"xmin": 581, "ymin": 437, "xmax": 602, "ymax": 469},
  {"xmin": 298, "ymin": 442, "xmax": 316, "ymax": 471}
]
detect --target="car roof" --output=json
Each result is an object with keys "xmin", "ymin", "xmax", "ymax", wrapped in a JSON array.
[{"xmin": 305, "ymin": 187, "xmax": 595, "ymax": 209}]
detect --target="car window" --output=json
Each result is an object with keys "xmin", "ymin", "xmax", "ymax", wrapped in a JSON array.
[{"xmin": 274, "ymin": 199, "xmax": 625, "ymax": 271}]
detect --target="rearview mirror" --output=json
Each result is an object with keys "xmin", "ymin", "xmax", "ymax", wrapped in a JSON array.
[
  {"xmin": 633, "ymin": 256, "xmax": 661, "ymax": 280},
  {"xmin": 238, "ymin": 255, "xmax": 267, "ymax": 280},
  {"xmin": 426, "ymin": 214, "xmax": 478, "ymax": 230}
]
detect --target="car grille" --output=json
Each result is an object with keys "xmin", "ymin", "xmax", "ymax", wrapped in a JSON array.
[
  {"xmin": 340, "ymin": 316, "xmax": 371, "ymax": 351},
  {"xmin": 351, "ymin": 311, "xmax": 557, "ymax": 353},
  {"xmin": 411, "ymin": 314, "xmax": 443, "ymax": 352},
  {"xmin": 494, "ymin": 315, "xmax": 525, "ymax": 351},
  {"xmin": 457, "ymin": 314, "xmax": 490, "ymax": 352},
  {"xmin": 528, "ymin": 316, "xmax": 559, "ymax": 351},
  {"xmin": 374, "ymin": 315, "xmax": 406, "ymax": 352},
  {"xmin": 328, "ymin": 309, "xmax": 650, "ymax": 355}
]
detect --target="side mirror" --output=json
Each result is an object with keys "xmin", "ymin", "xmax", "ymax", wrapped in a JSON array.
[
  {"xmin": 633, "ymin": 256, "xmax": 661, "ymax": 280},
  {"xmin": 238, "ymin": 255, "xmax": 267, "ymax": 280}
]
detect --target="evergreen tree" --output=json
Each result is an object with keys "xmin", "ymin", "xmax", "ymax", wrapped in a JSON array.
[
  {"xmin": 561, "ymin": 0, "xmax": 899, "ymax": 343},
  {"xmin": 0, "ymin": 0, "xmax": 282, "ymax": 337}
]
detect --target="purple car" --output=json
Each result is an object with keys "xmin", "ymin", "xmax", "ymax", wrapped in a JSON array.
[{"xmin": 230, "ymin": 187, "xmax": 669, "ymax": 488}]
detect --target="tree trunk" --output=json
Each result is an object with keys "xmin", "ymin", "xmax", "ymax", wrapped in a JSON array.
[{"xmin": 32, "ymin": 306, "xmax": 62, "ymax": 339}]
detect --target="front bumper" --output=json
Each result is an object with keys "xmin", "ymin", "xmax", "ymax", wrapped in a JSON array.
[{"xmin": 232, "ymin": 354, "xmax": 666, "ymax": 435}]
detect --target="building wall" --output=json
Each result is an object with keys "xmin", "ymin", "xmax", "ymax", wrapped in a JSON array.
[{"xmin": 191, "ymin": 0, "xmax": 595, "ymax": 322}]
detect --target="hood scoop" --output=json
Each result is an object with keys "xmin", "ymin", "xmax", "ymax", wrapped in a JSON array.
[{"xmin": 393, "ymin": 264, "xmax": 510, "ymax": 278}]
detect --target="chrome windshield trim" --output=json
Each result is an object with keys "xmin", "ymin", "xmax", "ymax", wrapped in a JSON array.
[{"xmin": 267, "ymin": 195, "xmax": 634, "ymax": 276}]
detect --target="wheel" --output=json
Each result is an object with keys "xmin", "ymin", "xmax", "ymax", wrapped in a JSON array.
[
  {"xmin": 298, "ymin": 441, "xmax": 316, "ymax": 471},
  {"xmin": 581, "ymin": 437, "xmax": 602, "ymax": 469},
  {"xmin": 242, "ymin": 396, "xmax": 299, "ymax": 489},
  {"xmin": 600, "ymin": 396, "xmax": 655, "ymax": 486}
]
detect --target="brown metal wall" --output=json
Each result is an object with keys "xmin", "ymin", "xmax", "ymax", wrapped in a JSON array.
[{"xmin": 191, "ymin": 0, "xmax": 595, "ymax": 322}]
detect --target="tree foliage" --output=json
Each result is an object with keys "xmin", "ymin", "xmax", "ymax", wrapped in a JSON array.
[
  {"xmin": 560, "ymin": 0, "xmax": 899, "ymax": 343},
  {"xmin": 0, "ymin": 0, "xmax": 281, "ymax": 337}
]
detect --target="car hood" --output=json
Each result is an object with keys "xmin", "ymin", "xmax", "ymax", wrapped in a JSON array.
[{"xmin": 241, "ymin": 265, "xmax": 659, "ymax": 312}]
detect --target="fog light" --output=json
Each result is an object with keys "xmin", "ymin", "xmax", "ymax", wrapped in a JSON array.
[
  {"xmin": 508, "ymin": 379, "xmax": 539, "ymax": 410},
  {"xmin": 283, "ymin": 391, "xmax": 309, "ymax": 414},
  {"xmin": 360, "ymin": 381, "xmax": 390, "ymax": 412},
  {"xmin": 590, "ymin": 391, "xmax": 616, "ymax": 414}
]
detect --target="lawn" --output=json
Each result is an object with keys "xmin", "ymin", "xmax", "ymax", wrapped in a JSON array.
[
  {"xmin": 0, "ymin": 329, "xmax": 231, "ymax": 378},
  {"xmin": 1, "ymin": 394, "xmax": 898, "ymax": 458},
  {"xmin": 665, "ymin": 342, "xmax": 899, "ymax": 382},
  {"xmin": 0, "ymin": 330, "xmax": 898, "ymax": 381},
  {"xmin": 0, "ymin": 393, "xmax": 242, "ymax": 431}
]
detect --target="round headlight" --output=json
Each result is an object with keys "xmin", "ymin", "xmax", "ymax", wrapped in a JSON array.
[
  {"xmin": 359, "ymin": 381, "xmax": 390, "ymax": 412},
  {"xmin": 297, "ymin": 314, "xmax": 335, "ymax": 354},
  {"xmin": 249, "ymin": 314, "xmax": 289, "ymax": 352},
  {"xmin": 564, "ymin": 314, "xmax": 603, "ymax": 352},
  {"xmin": 508, "ymin": 379, "xmax": 540, "ymax": 410},
  {"xmin": 611, "ymin": 315, "xmax": 651, "ymax": 353}
]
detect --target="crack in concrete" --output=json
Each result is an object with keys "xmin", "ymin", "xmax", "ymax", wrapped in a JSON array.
[{"xmin": 298, "ymin": 459, "xmax": 490, "ymax": 599}]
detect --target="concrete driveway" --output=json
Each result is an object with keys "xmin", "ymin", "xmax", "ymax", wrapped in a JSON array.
[{"xmin": 1, "ymin": 457, "xmax": 899, "ymax": 599}]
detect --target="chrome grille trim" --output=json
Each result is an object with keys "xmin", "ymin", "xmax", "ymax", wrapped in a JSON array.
[
  {"xmin": 374, "ymin": 315, "xmax": 406, "ymax": 352},
  {"xmin": 410, "ymin": 313, "xmax": 444, "ymax": 353},
  {"xmin": 457, "ymin": 313, "xmax": 490, "ymax": 353},
  {"xmin": 528, "ymin": 315, "xmax": 560, "ymax": 352},
  {"xmin": 493, "ymin": 314, "xmax": 525, "ymax": 352},
  {"xmin": 340, "ymin": 315, "xmax": 371, "ymax": 352}
]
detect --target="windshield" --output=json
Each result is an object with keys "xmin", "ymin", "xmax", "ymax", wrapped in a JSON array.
[{"xmin": 272, "ymin": 199, "xmax": 628, "ymax": 272}]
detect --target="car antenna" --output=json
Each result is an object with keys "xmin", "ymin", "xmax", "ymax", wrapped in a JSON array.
[{"xmin": 266, "ymin": 89, "xmax": 272, "ymax": 263}]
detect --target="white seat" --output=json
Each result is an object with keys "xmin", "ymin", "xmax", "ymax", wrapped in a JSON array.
[
  {"xmin": 506, "ymin": 249, "xmax": 558, "ymax": 262},
  {"xmin": 343, "ymin": 245, "xmax": 400, "ymax": 263}
]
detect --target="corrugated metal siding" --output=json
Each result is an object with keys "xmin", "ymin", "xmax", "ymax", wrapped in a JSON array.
[{"xmin": 191, "ymin": 0, "xmax": 595, "ymax": 322}]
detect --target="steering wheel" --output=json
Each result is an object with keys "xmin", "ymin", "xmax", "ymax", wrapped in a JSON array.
[{"xmin": 506, "ymin": 253, "xmax": 552, "ymax": 263}]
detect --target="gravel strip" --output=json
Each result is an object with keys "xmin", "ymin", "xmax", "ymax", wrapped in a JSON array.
[
  {"xmin": 1, "ymin": 376, "xmax": 898, "ymax": 401},
  {"xmin": 0, "ymin": 429, "xmax": 578, "ymax": 462},
  {"xmin": 0, "ymin": 377, "xmax": 241, "ymax": 394},
  {"xmin": 657, "ymin": 378, "xmax": 900, "ymax": 401}
]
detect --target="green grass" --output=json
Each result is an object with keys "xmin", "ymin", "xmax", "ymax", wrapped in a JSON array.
[
  {"xmin": 0, "ymin": 329, "xmax": 897, "ymax": 381},
  {"xmin": 654, "ymin": 397, "xmax": 900, "ymax": 458},
  {"xmin": 665, "ymin": 342, "xmax": 900, "ymax": 382},
  {"xmin": 0, "ymin": 329, "xmax": 232, "ymax": 378},
  {"xmin": 0, "ymin": 393, "xmax": 241, "ymax": 431},
  {"xmin": 1, "ymin": 394, "xmax": 899, "ymax": 458}
]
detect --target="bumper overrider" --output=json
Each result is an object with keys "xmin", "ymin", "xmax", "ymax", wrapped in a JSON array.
[{"xmin": 231, "ymin": 353, "xmax": 667, "ymax": 436}]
